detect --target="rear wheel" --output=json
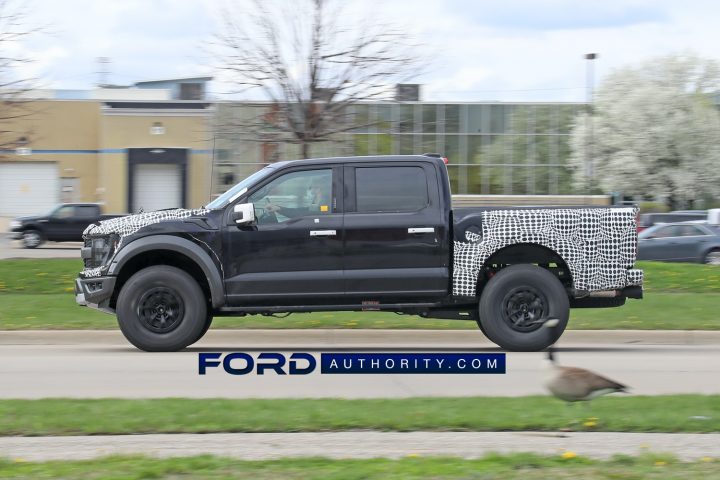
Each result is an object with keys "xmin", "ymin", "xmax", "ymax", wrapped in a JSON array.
[
  {"xmin": 478, "ymin": 264, "xmax": 569, "ymax": 351},
  {"xmin": 704, "ymin": 249, "xmax": 720, "ymax": 266},
  {"xmin": 22, "ymin": 230, "xmax": 44, "ymax": 249},
  {"xmin": 117, "ymin": 265, "xmax": 207, "ymax": 351}
]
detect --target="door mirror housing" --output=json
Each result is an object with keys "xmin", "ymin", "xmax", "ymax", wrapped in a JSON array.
[{"xmin": 230, "ymin": 203, "xmax": 255, "ymax": 226}]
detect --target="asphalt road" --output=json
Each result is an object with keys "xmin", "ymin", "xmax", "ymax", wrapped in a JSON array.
[
  {"xmin": 3, "ymin": 431, "xmax": 719, "ymax": 461},
  {"xmin": 0, "ymin": 233, "xmax": 81, "ymax": 259},
  {"xmin": 2, "ymin": 330, "xmax": 719, "ymax": 399}
]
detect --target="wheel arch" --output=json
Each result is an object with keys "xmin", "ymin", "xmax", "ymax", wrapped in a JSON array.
[
  {"xmin": 109, "ymin": 235, "xmax": 224, "ymax": 309},
  {"xmin": 477, "ymin": 243, "xmax": 574, "ymax": 295}
]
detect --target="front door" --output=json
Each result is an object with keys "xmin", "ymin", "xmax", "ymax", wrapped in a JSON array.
[
  {"xmin": 342, "ymin": 162, "xmax": 449, "ymax": 301},
  {"xmin": 223, "ymin": 166, "xmax": 343, "ymax": 305}
]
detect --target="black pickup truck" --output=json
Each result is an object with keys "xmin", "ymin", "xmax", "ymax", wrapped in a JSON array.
[
  {"xmin": 76, "ymin": 155, "xmax": 643, "ymax": 352},
  {"xmin": 10, "ymin": 203, "xmax": 126, "ymax": 248}
]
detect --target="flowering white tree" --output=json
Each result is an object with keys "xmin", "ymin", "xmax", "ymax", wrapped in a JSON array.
[{"xmin": 570, "ymin": 54, "xmax": 720, "ymax": 209}]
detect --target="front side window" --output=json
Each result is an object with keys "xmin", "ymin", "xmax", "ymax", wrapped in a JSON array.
[
  {"xmin": 249, "ymin": 169, "xmax": 333, "ymax": 224},
  {"xmin": 53, "ymin": 205, "xmax": 75, "ymax": 219},
  {"xmin": 355, "ymin": 166, "xmax": 429, "ymax": 213}
]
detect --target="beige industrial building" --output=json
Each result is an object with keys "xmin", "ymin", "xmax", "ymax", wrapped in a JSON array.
[{"xmin": 0, "ymin": 77, "xmax": 213, "ymax": 216}]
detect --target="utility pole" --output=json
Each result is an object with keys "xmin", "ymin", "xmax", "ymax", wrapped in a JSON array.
[
  {"xmin": 584, "ymin": 53, "xmax": 598, "ymax": 193},
  {"xmin": 584, "ymin": 53, "xmax": 598, "ymax": 191},
  {"xmin": 96, "ymin": 57, "xmax": 110, "ymax": 87}
]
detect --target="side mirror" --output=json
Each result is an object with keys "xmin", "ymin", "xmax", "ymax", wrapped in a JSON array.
[{"xmin": 230, "ymin": 203, "xmax": 255, "ymax": 226}]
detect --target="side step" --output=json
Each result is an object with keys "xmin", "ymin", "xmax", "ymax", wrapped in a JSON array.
[{"xmin": 218, "ymin": 302, "xmax": 441, "ymax": 316}]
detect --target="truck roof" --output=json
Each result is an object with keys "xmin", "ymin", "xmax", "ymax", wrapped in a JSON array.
[{"xmin": 271, "ymin": 154, "xmax": 445, "ymax": 169}]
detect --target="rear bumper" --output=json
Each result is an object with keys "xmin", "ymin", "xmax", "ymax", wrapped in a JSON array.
[{"xmin": 75, "ymin": 276, "xmax": 116, "ymax": 314}]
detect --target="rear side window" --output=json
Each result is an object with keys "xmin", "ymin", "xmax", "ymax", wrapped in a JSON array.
[{"xmin": 355, "ymin": 166, "xmax": 429, "ymax": 213}]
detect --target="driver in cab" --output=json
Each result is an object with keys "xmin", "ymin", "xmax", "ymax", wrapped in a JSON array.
[{"xmin": 263, "ymin": 178, "xmax": 331, "ymax": 219}]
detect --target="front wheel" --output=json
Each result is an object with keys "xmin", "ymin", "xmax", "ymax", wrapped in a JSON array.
[
  {"xmin": 22, "ymin": 230, "xmax": 44, "ymax": 248},
  {"xmin": 116, "ymin": 265, "xmax": 207, "ymax": 352},
  {"xmin": 478, "ymin": 264, "xmax": 569, "ymax": 351}
]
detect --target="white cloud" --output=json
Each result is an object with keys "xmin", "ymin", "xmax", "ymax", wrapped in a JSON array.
[{"xmin": 9, "ymin": 0, "xmax": 720, "ymax": 101}]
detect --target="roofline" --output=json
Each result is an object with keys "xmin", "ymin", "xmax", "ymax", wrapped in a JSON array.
[
  {"xmin": 272, "ymin": 154, "xmax": 445, "ymax": 169},
  {"xmin": 135, "ymin": 76, "xmax": 213, "ymax": 84}
]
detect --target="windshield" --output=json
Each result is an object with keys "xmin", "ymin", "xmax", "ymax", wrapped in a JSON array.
[{"xmin": 205, "ymin": 166, "xmax": 276, "ymax": 210}]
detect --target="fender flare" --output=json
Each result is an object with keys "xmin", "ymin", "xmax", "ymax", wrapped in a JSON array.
[{"xmin": 108, "ymin": 235, "xmax": 225, "ymax": 308}]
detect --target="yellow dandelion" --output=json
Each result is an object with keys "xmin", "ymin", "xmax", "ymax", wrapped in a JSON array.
[
  {"xmin": 654, "ymin": 461, "xmax": 667, "ymax": 466},
  {"xmin": 13, "ymin": 458, "xmax": 26, "ymax": 463},
  {"xmin": 406, "ymin": 453, "xmax": 420, "ymax": 458},
  {"xmin": 701, "ymin": 457, "xmax": 714, "ymax": 463},
  {"xmin": 561, "ymin": 451, "xmax": 577, "ymax": 459},
  {"xmin": 583, "ymin": 420, "xmax": 597, "ymax": 428}
]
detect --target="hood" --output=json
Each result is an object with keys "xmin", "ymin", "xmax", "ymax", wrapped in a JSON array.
[
  {"xmin": 13, "ymin": 215, "xmax": 41, "ymax": 223},
  {"xmin": 83, "ymin": 208, "xmax": 210, "ymax": 241}
]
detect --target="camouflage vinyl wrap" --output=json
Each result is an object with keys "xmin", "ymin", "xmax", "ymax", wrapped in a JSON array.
[{"xmin": 453, "ymin": 207, "xmax": 644, "ymax": 296}]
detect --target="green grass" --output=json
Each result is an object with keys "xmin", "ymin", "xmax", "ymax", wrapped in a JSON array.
[
  {"xmin": 0, "ymin": 259, "xmax": 718, "ymax": 330},
  {"xmin": 2, "ymin": 454, "xmax": 716, "ymax": 480},
  {"xmin": 0, "ymin": 396, "xmax": 718, "ymax": 436}
]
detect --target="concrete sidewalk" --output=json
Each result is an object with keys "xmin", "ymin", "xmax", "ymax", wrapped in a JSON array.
[{"xmin": 1, "ymin": 432, "xmax": 719, "ymax": 462}]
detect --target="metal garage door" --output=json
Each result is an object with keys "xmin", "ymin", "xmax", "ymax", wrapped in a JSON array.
[
  {"xmin": 0, "ymin": 163, "xmax": 59, "ymax": 216},
  {"xmin": 132, "ymin": 163, "xmax": 182, "ymax": 213}
]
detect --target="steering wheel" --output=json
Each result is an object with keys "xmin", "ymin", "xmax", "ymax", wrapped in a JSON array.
[{"xmin": 256, "ymin": 205, "xmax": 279, "ymax": 224}]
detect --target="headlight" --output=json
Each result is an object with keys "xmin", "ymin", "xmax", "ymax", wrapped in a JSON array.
[
  {"xmin": 9, "ymin": 220, "xmax": 21, "ymax": 230},
  {"xmin": 84, "ymin": 235, "xmax": 118, "ymax": 269},
  {"xmin": 91, "ymin": 238, "xmax": 110, "ymax": 264}
]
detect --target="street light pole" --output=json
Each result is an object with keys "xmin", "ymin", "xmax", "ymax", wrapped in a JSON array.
[{"xmin": 585, "ymin": 53, "xmax": 598, "ymax": 193}]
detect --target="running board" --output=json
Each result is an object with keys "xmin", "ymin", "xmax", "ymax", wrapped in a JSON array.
[{"xmin": 218, "ymin": 302, "xmax": 440, "ymax": 315}]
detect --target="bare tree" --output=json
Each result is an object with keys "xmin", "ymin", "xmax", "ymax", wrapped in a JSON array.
[
  {"xmin": 212, "ymin": 0, "xmax": 424, "ymax": 159},
  {"xmin": 0, "ymin": 0, "xmax": 38, "ymax": 153}
]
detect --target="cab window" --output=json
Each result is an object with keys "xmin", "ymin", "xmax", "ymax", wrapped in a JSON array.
[{"xmin": 248, "ymin": 169, "xmax": 333, "ymax": 224}]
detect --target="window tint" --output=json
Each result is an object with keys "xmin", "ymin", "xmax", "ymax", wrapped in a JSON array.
[
  {"xmin": 75, "ymin": 206, "xmax": 98, "ymax": 218},
  {"xmin": 355, "ymin": 166, "xmax": 428, "ymax": 213},
  {"xmin": 248, "ymin": 169, "xmax": 332, "ymax": 224},
  {"xmin": 676, "ymin": 225, "xmax": 707, "ymax": 236},
  {"xmin": 54, "ymin": 206, "xmax": 75, "ymax": 219}
]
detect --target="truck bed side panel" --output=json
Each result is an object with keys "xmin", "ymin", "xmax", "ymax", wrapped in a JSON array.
[{"xmin": 452, "ymin": 207, "xmax": 642, "ymax": 296}]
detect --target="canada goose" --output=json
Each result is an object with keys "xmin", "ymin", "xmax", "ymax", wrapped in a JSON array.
[{"xmin": 543, "ymin": 319, "xmax": 628, "ymax": 403}]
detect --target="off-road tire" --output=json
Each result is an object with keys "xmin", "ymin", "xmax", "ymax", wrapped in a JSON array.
[
  {"xmin": 478, "ymin": 264, "xmax": 569, "ymax": 351},
  {"xmin": 117, "ymin": 265, "xmax": 207, "ymax": 352}
]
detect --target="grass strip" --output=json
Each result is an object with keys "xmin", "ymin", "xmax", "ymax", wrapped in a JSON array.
[
  {"xmin": 0, "ymin": 396, "xmax": 718, "ymax": 437},
  {"xmin": 1, "ymin": 259, "xmax": 719, "ymax": 295},
  {"xmin": 0, "ymin": 291, "xmax": 717, "ymax": 329},
  {"xmin": 1, "ymin": 453, "xmax": 717, "ymax": 479}
]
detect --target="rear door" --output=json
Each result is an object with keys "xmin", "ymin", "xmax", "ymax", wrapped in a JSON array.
[{"xmin": 342, "ymin": 161, "xmax": 449, "ymax": 301}]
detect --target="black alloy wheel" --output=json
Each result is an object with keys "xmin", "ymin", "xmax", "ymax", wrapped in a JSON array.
[
  {"xmin": 501, "ymin": 286, "xmax": 548, "ymax": 333},
  {"xmin": 137, "ymin": 287, "xmax": 185, "ymax": 334}
]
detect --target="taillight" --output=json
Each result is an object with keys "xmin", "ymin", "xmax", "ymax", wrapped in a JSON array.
[{"xmin": 442, "ymin": 157, "xmax": 448, "ymax": 164}]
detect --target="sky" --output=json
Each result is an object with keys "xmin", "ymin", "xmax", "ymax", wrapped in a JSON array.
[{"xmin": 12, "ymin": 0, "xmax": 720, "ymax": 102}]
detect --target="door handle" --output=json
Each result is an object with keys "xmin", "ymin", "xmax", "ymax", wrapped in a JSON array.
[
  {"xmin": 408, "ymin": 227, "xmax": 434, "ymax": 234},
  {"xmin": 310, "ymin": 230, "xmax": 336, "ymax": 237}
]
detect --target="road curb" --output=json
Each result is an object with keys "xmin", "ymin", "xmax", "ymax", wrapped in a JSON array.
[{"xmin": 2, "ymin": 329, "xmax": 720, "ymax": 345}]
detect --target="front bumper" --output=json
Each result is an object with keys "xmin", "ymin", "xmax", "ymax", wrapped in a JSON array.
[
  {"xmin": 75, "ymin": 276, "xmax": 116, "ymax": 314},
  {"xmin": 9, "ymin": 229, "xmax": 22, "ymax": 240}
]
